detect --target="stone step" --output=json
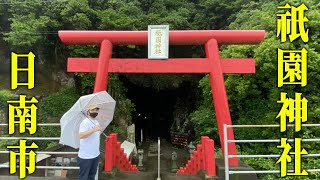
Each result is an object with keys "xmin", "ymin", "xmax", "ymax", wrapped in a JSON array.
[
  {"xmin": 162, "ymin": 173, "xmax": 202, "ymax": 180},
  {"xmin": 215, "ymin": 159, "xmax": 258, "ymax": 180}
]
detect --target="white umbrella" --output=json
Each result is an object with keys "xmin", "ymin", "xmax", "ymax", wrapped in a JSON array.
[{"xmin": 59, "ymin": 91, "xmax": 116, "ymax": 149}]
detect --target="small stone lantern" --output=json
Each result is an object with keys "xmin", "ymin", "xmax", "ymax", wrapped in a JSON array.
[
  {"xmin": 171, "ymin": 151, "xmax": 178, "ymax": 173},
  {"xmin": 138, "ymin": 149, "xmax": 145, "ymax": 171},
  {"xmin": 188, "ymin": 142, "xmax": 195, "ymax": 157}
]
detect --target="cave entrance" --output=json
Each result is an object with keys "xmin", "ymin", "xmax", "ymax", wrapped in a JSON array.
[
  {"xmin": 130, "ymin": 85, "xmax": 176, "ymax": 141},
  {"xmin": 122, "ymin": 76, "xmax": 183, "ymax": 142}
]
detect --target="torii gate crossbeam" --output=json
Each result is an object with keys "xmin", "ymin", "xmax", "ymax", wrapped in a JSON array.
[{"xmin": 59, "ymin": 30, "xmax": 266, "ymax": 166}]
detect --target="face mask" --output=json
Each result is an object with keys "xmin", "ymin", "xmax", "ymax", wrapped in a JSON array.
[{"xmin": 89, "ymin": 112, "xmax": 98, "ymax": 118}]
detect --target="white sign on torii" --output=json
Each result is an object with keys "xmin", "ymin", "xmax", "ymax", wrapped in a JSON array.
[{"xmin": 148, "ymin": 25, "xmax": 169, "ymax": 59}]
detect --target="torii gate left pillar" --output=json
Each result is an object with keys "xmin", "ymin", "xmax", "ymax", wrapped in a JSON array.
[
  {"xmin": 94, "ymin": 39, "xmax": 112, "ymax": 93},
  {"xmin": 59, "ymin": 30, "xmax": 266, "ymax": 166}
]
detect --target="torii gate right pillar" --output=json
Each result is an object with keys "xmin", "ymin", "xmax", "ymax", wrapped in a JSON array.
[{"xmin": 206, "ymin": 39, "xmax": 238, "ymax": 165}]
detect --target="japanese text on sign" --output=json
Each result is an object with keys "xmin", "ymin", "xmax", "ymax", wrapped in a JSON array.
[
  {"xmin": 276, "ymin": 3, "xmax": 309, "ymax": 177},
  {"xmin": 7, "ymin": 52, "xmax": 38, "ymax": 179}
]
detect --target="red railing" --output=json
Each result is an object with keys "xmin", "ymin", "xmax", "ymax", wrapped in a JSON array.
[
  {"xmin": 177, "ymin": 136, "xmax": 215, "ymax": 176},
  {"xmin": 104, "ymin": 133, "xmax": 139, "ymax": 172}
]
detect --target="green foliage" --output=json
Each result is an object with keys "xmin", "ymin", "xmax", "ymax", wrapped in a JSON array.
[
  {"xmin": 189, "ymin": 1, "xmax": 320, "ymax": 179},
  {"xmin": 1, "ymin": 0, "xmax": 256, "ymax": 92},
  {"xmin": 74, "ymin": 72, "xmax": 96, "ymax": 94},
  {"xmin": 190, "ymin": 105, "xmax": 217, "ymax": 143},
  {"xmin": 189, "ymin": 75, "xmax": 219, "ymax": 143},
  {"xmin": 0, "ymin": 136, "xmax": 18, "ymax": 151},
  {"xmin": 0, "ymin": 90, "xmax": 12, "ymax": 110},
  {"xmin": 229, "ymin": 1, "xmax": 277, "ymax": 31},
  {"xmin": 60, "ymin": 0, "xmax": 94, "ymax": 30},
  {"xmin": 215, "ymin": 148, "xmax": 223, "ymax": 159},
  {"xmin": 46, "ymin": 141, "xmax": 59, "ymax": 149},
  {"xmin": 39, "ymin": 87, "xmax": 80, "ymax": 117},
  {"xmin": 33, "ymin": 87, "xmax": 80, "ymax": 149},
  {"xmin": 193, "ymin": 0, "xmax": 251, "ymax": 30},
  {"xmin": 4, "ymin": 13, "xmax": 51, "ymax": 49},
  {"xmin": 108, "ymin": 74, "xmax": 135, "ymax": 132},
  {"xmin": 69, "ymin": 45, "xmax": 99, "ymax": 57},
  {"xmin": 97, "ymin": 2, "xmax": 144, "ymax": 30},
  {"xmin": 104, "ymin": 124, "xmax": 126, "ymax": 141}
]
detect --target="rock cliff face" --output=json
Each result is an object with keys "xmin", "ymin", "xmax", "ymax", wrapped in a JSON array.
[{"xmin": 52, "ymin": 71, "xmax": 75, "ymax": 87}]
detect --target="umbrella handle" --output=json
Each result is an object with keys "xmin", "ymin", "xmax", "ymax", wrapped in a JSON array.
[{"xmin": 101, "ymin": 131, "xmax": 107, "ymax": 137}]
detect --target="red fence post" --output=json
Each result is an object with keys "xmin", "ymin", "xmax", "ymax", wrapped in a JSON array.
[
  {"xmin": 103, "ymin": 133, "xmax": 139, "ymax": 173},
  {"xmin": 201, "ymin": 136, "xmax": 209, "ymax": 170},
  {"xmin": 120, "ymin": 148, "xmax": 125, "ymax": 170},
  {"xmin": 116, "ymin": 142, "xmax": 121, "ymax": 167},
  {"xmin": 196, "ymin": 144, "xmax": 202, "ymax": 170},
  {"xmin": 104, "ymin": 135, "xmax": 113, "ymax": 171},
  {"xmin": 205, "ymin": 139, "xmax": 216, "ymax": 176},
  {"xmin": 193, "ymin": 151, "xmax": 198, "ymax": 174},
  {"xmin": 186, "ymin": 161, "xmax": 190, "ymax": 174},
  {"xmin": 110, "ymin": 134, "xmax": 117, "ymax": 166}
]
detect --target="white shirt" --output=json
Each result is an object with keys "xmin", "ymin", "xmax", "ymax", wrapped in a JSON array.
[{"xmin": 78, "ymin": 118, "xmax": 100, "ymax": 159}]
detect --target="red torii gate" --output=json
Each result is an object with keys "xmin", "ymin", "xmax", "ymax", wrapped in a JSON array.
[{"xmin": 59, "ymin": 30, "xmax": 265, "ymax": 166}]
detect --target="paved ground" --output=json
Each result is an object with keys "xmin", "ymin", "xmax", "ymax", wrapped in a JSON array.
[
  {"xmin": 142, "ymin": 139, "xmax": 191, "ymax": 173},
  {"xmin": 99, "ymin": 139, "xmax": 195, "ymax": 180}
]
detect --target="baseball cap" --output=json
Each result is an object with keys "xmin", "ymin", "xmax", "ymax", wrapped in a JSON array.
[{"xmin": 87, "ymin": 104, "xmax": 100, "ymax": 111}]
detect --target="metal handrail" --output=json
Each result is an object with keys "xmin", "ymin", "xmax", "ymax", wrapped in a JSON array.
[
  {"xmin": 0, "ymin": 123, "xmax": 79, "ymax": 173},
  {"xmin": 157, "ymin": 137, "xmax": 161, "ymax": 180},
  {"xmin": 223, "ymin": 123, "xmax": 320, "ymax": 180},
  {"xmin": 224, "ymin": 124, "xmax": 229, "ymax": 180},
  {"xmin": 229, "ymin": 169, "xmax": 320, "ymax": 174},
  {"xmin": 0, "ymin": 123, "xmax": 60, "ymax": 126},
  {"xmin": 229, "ymin": 154, "xmax": 320, "ymax": 158},
  {"xmin": 228, "ymin": 138, "xmax": 320, "ymax": 143},
  {"xmin": 0, "ymin": 137, "xmax": 60, "ymax": 140},
  {"xmin": 0, "ymin": 165, "xmax": 79, "ymax": 169},
  {"xmin": 227, "ymin": 124, "xmax": 320, "ymax": 128},
  {"xmin": 0, "ymin": 151, "xmax": 78, "ymax": 155}
]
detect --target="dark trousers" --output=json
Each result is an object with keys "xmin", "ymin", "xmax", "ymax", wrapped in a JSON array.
[{"xmin": 77, "ymin": 155, "xmax": 100, "ymax": 180}]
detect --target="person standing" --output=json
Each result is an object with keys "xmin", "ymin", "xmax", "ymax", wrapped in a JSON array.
[{"xmin": 77, "ymin": 104, "xmax": 101, "ymax": 180}]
